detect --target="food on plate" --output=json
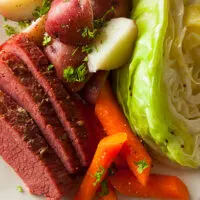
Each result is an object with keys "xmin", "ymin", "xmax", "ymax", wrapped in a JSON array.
[
  {"xmin": 0, "ymin": 0, "xmax": 43, "ymax": 21},
  {"xmin": 109, "ymin": 170, "xmax": 189, "ymax": 200},
  {"xmin": 0, "ymin": 0, "xmax": 198, "ymax": 199},
  {"xmin": 24, "ymin": 15, "xmax": 47, "ymax": 46},
  {"xmin": 0, "ymin": 49, "xmax": 81, "ymax": 173},
  {"xmin": 75, "ymin": 133, "xmax": 127, "ymax": 200},
  {"xmin": 44, "ymin": 39, "xmax": 89, "ymax": 91},
  {"xmin": 95, "ymin": 81, "xmax": 152, "ymax": 186},
  {"xmin": 81, "ymin": 71, "xmax": 109, "ymax": 104},
  {"xmin": 0, "ymin": 90, "xmax": 72, "ymax": 199},
  {"xmin": 113, "ymin": 0, "xmax": 200, "ymax": 168},
  {"xmin": 92, "ymin": 0, "xmax": 131, "ymax": 19},
  {"xmin": 87, "ymin": 17, "xmax": 137, "ymax": 72},
  {"xmin": 98, "ymin": 184, "xmax": 117, "ymax": 200},
  {"xmin": 45, "ymin": 0, "xmax": 94, "ymax": 45}
]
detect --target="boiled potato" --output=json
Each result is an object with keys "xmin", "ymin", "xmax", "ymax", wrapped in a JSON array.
[
  {"xmin": 0, "ymin": 0, "xmax": 43, "ymax": 21},
  {"xmin": 88, "ymin": 18, "xmax": 138, "ymax": 72}
]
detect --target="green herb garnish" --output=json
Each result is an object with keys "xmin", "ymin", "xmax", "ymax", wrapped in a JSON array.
[
  {"xmin": 32, "ymin": 0, "xmax": 52, "ymax": 19},
  {"xmin": 93, "ymin": 166, "xmax": 105, "ymax": 186},
  {"xmin": 17, "ymin": 186, "xmax": 24, "ymax": 193},
  {"xmin": 94, "ymin": 6, "xmax": 115, "ymax": 29},
  {"xmin": 72, "ymin": 47, "xmax": 79, "ymax": 56},
  {"xmin": 83, "ymin": 56, "xmax": 89, "ymax": 62},
  {"xmin": 18, "ymin": 20, "xmax": 31, "ymax": 29},
  {"xmin": 81, "ymin": 27, "xmax": 98, "ymax": 39},
  {"xmin": 98, "ymin": 180, "xmax": 109, "ymax": 197},
  {"xmin": 63, "ymin": 64, "xmax": 88, "ymax": 82},
  {"xmin": 43, "ymin": 33, "xmax": 52, "ymax": 46},
  {"xmin": 47, "ymin": 64, "xmax": 54, "ymax": 71},
  {"xmin": 3, "ymin": 24, "xmax": 18, "ymax": 36},
  {"xmin": 82, "ymin": 45, "xmax": 93, "ymax": 54},
  {"xmin": 134, "ymin": 160, "xmax": 149, "ymax": 174}
]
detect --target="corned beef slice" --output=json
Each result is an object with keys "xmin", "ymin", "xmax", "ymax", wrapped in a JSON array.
[
  {"xmin": 0, "ymin": 51, "xmax": 80, "ymax": 173},
  {"xmin": 0, "ymin": 90, "xmax": 72, "ymax": 199},
  {"xmin": 2, "ymin": 33, "xmax": 101, "ymax": 167}
]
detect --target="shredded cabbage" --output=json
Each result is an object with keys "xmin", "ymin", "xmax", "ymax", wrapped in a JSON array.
[{"xmin": 113, "ymin": 0, "xmax": 200, "ymax": 167}]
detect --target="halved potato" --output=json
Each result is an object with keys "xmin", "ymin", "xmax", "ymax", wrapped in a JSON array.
[{"xmin": 0, "ymin": 0, "xmax": 42, "ymax": 21}]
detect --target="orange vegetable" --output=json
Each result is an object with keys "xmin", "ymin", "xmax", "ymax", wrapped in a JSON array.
[
  {"xmin": 95, "ymin": 81, "xmax": 152, "ymax": 185},
  {"xmin": 74, "ymin": 133, "xmax": 127, "ymax": 200},
  {"xmin": 99, "ymin": 184, "xmax": 117, "ymax": 200},
  {"xmin": 109, "ymin": 170, "xmax": 189, "ymax": 200}
]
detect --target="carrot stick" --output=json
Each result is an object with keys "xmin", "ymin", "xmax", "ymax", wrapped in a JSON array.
[
  {"xmin": 98, "ymin": 183, "xmax": 118, "ymax": 200},
  {"xmin": 74, "ymin": 133, "xmax": 127, "ymax": 200},
  {"xmin": 109, "ymin": 170, "xmax": 189, "ymax": 200},
  {"xmin": 95, "ymin": 81, "xmax": 152, "ymax": 185}
]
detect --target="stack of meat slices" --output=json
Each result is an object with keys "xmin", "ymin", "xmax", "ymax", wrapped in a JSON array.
[{"xmin": 0, "ymin": 33, "xmax": 104, "ymax": 199}]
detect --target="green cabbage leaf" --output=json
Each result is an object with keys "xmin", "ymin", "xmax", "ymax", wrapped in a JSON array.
[{"xmin": 113, "ymin": 0, "xmax": 200, "ymax": 168}]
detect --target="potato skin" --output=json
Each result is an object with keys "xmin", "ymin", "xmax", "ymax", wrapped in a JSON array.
[
  {"xmin": 45, "ymin": 39, "xmax": 89, "ymax": 92},
  {"xmin": 0, "ymin": 0, "xmax": 42, "ymax": 21},
  {"xmin": 45, "ymin": 0, "xmax": 94, "ymax": 46},
  {"xmin": 92, "ymin": 0, "xmax": 131, "ymax": 19}
]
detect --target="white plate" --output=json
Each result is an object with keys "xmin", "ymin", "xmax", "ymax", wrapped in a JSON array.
[{"xmin": 0, "ymin": 16, "xmax": 200, "ymax": 200}]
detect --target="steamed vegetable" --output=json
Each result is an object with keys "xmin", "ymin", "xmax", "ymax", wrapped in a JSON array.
[
  {"xmin": 113, "ymin": 0, "xmax": 200, "ymax": 168},
  {"xmin": 0, "ymin": 0, "xmax": 43, "ymax": 21},
  {"xmin": 88, "ymin": 18, "xmax": 137, "ymax": 72},
  {"xmin": 92, "ymin": 0, "xmax": 131, "ymax": 19},
  {"xmin": 45, "ymin": 0, "xmax": 93, "ymax": 45},
  {"xmin": 109, "ymin": 170, "xmax": 189, "ymax": 200},
  {"xmin": 98, "ymin": 183, "xmax": 117, "ymax": 200},
  {"xmin": 95, "ymin": 81, "xmax": 152, "ymax": 185},
  {"xmin": 74, "ymin": 133, "xmax": 127, "ymax": 200}
]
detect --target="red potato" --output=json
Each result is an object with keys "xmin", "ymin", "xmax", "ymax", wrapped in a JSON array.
[
  {"xmin": 45, "ymin": 0, "xmax": 94, "ymax": 45},
  {"xmin": 92, "ymin": 0, "xmax": 131, "ymax": 20},
  {"xmin": 81, "ymin": 71, "xmax": 109, "ymax": 104},
  {"xmin": 45, "ymin": 39, "xmax": 89, "ymax": 92}
]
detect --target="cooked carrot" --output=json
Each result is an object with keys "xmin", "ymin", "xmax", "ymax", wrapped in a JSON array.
[
  {"xmin": 74, "ymin": 133, "xmax": 127, "ymax": 200},
  {"xmin": 109, "ymin": 170, "xmax": 189, "ymax": 200},
  {"xmin": 95, "ymin": 81, "xmax": 152, "ymax": 185},
  {"xmin": 98, "ymin": 183, "xmax": 118, "ymax": 200}
]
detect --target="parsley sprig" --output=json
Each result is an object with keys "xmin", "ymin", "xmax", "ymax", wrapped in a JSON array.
[
  {"xmin": 93, "ymin": 166, "xmax": 105, "ymax": 186},
  {"xmin": 134, "ymin": 160, "xmax": 149, "ymax": 174},
  {"xmin": 43, "ymin": 33, "xmax": 52, "ymax": 46},
  {"xmin": 63, "ymin": 64, "xmax": 88, "ymax": 82},
  {"xmin": 98, "ymin": 180, "xmax": 109, "ymax": 197},
  {"xmin": 81, "ymin": 27, "xmax": 98, "ymax": 39},
  {"xmin": 94, "ymin": 6, "xmax": 115, "ymax": 29},
  {"xmin": 3, "ymin": 25, "xmax": 18, "ymax": 36},
  {"xmin": 32, "ymin": 0, "xmax": 52, "ymax": 19}
]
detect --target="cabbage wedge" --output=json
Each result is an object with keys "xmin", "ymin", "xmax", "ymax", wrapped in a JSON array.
[{"xmin": 113, "ymin": 0, "xmax": 200, "ymax": 168}]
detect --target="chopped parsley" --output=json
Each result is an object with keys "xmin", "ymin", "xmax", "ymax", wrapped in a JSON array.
[
  {"xmin": 72, "ymin": 47, "xmax": 79, "ymax": 56},
  {"xmin": 17, "ymin": 186, "xmax": 24, "ymax": 193},
  {"xmin": 93, "ymin": 166, "xmax": 105, "ymax": 186},
  {"xmin": 43, "ymin": 33, "xmax": 52, "ymax": 46},
  {"xmin": 98, "ymin": 180, "xmax": 109, "ymax": 197},
  {"xmin": 47, "ymin": 64, "xmax": 54, "ymax": 71},
  {"xmin": 63, "ymin": 64, "xmax": 88, "ymax": 82},
  {"xmin": 82, "ymin": 45, "xmax": 93, "ymax": 54},
  {"xmin": 83, "ymin": 56, "xmax": 89, "ymax": 62},
  {"xmin": 81, "ymin": 27, "xmax": 98, "ymax": 39},
  {"xmin": 134, "ymin": 160, "xmax": 149, "ymax": 174},
  {"xmin": 32, "ymin": 0, "xmax": 52, "ymax": 19},
  {"xmin": 18, "ymin": 20, "xmax": 31, "ymax": 29},
  {"xmin": 94, "ymin": 6, "xmax": 115, "ymax": 29},
  {"xmin": 3, "ymin": 24, "xmax": 18, "ymax": 36}
]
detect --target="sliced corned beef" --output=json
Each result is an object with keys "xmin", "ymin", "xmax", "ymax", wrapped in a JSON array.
[
  {"xmin": 2, "ymin": 34, "xmax": 102, "ymax": 167},
  {"xmin": 0, "ymin": 90, "xmax": 72, "ymax": 199},
  {"xmin": 0, "ymin": 51, "xmax": 81, "ymax": 174}
]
